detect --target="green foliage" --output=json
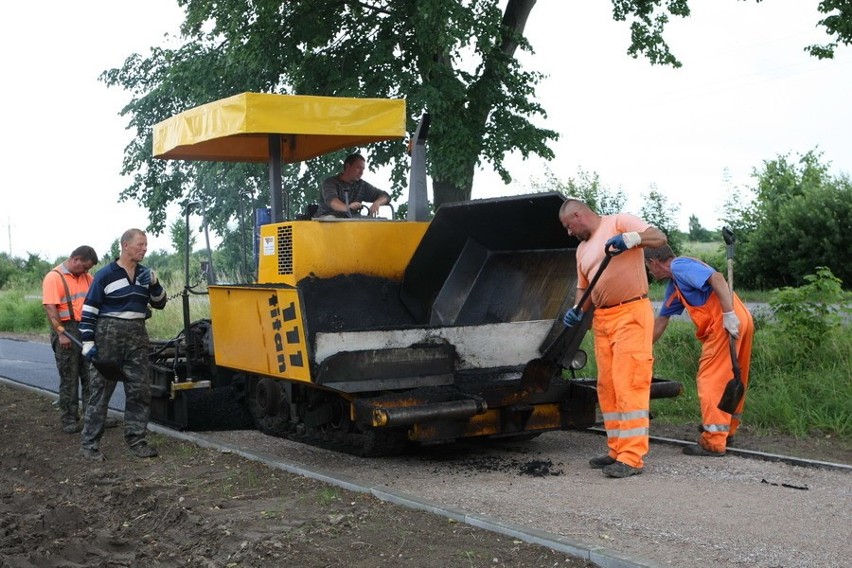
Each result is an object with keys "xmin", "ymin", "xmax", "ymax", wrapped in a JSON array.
[
  {"xmin": 0, "ymin": 253, "xmax": 52, "ymax": 291},
  {"xmin": 806, "ymin": 0, "xmax": 852, "ymax": 59},
  {"xmin": 169, "ymin": 218, "xmax": 197, "ymax": 260},
  {"xmin": 768, "ymin": 267, "xmax": 849, "ymax": 353},
  {"xmin": 723, "ymin": 150, "xmax": 851, "ymax": 288},
  {"xmin": 639, "ymin": 187, "xmax": 683, "ymax": 254},
  {"xmin": 107, "ymin": 239, "xmax": 120, "ymax": 263},
  {"xmin": 531, "ymin": 167, "xmax": 626, "ymax": 214},
  {"xmin": 681, "ymin": 241, "xmax": 725, "ymax": 275},
  {"xmin": 100, "ymin": 0, "xmax": 563, "ymax": 233},
  {"xmin": 648, "ymin": 318, "xmax": 851, "ymax": 437},
  {"xmin": 0, "ymin": 253, "xmax": 19, "ymax": 289},
  {"xmin": 687, "ymin": 214, "xmax": 714, "ymax": 242},
  {"xmin": 0, "ymin": 292, "xmax": 47, "ymax": 331}
]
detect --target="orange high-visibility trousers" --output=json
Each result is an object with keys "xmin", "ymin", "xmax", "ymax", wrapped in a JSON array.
[
  {"xmin": 592, "ymin": 298, "xmax": 654, "ymax": 468},
  {"xmin": 678, "ymin": 290, "xmax": 754, "ymax": 453}
]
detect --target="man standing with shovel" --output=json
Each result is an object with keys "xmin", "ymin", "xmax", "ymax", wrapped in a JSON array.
[
  {"xmin": 644, "ymin": 242, "xmax": 753, "ymax": 456},
  {"xmin": 78, "ymin": 229, "xmax": 167, "ymax": 461},
  {"xmin": 42, "ymin": 245, "xmax": 114, "ymax": 434}
]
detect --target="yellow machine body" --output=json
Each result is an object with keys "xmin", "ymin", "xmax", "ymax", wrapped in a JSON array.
[
  {"xmin": 208, "ymin": 285, "xmax": 311, "ymax": 382},
  {"xmin": 255, "ymin": 219, "xmax": 429, "ymax": 286},
  {"xmin": 209, "ymin": 219, "xmax": 429, "ymax": 383}
]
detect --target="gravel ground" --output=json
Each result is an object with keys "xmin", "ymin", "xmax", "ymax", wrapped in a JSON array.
[{"xmin": 201, "ymin": 428, "xmax": 851, "ymax": 568}]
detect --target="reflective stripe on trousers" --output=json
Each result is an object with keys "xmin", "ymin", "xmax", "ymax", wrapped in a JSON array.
[
  {"xmin": 677, "ymin": 289, "xmax": 754, "ymax": 453},
  {"xmin": 593, "ymin": 298, "xmax": 654, "ymax": 468}
]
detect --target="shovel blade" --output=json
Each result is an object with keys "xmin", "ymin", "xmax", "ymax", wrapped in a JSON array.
[
  {"xmin": 717, "ymin": 378, "xmax": 745, "ymax": 414},
  {"xmin": 91, "ymin": 359, "xmax": 128, "ymax": 382},
  {"xmin": 520, "ymin": 358, "xmax": 558, "ymax": 393}
]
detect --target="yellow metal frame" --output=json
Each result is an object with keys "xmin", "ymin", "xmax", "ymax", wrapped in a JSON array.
[{"xmin": 257, "ymin": 220, "xmax": 429, "ymax": 286}]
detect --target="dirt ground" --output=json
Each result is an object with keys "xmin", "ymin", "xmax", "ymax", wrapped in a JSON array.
[
  {"xmin": 0, "ymin": 384, "xmax": 595, "ymax": 568},
  {"xmin": 1, "ymin": 332, "xmax": 848, "ymax": 567}
]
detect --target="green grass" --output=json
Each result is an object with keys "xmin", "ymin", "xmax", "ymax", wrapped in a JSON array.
[
  {"xmin": 0, "ymin": 291, "xmax": 49, "ymax": 331},
  {"xmin": 637, "ymin": 320, "xmax": 851, "ymax": 437}
]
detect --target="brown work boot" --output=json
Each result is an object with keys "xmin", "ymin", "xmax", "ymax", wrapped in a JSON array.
[
  {"xmin": 589, "ymin": 455, "xmax": 617, "ymax": 469},
  {"xmin": 79, "ymin": 447, "xmax": 106, "ymax": 462},
  {"xmin": 602, "ymin": 461, "xmax": 643, "ymax": 478},
  {"xmin": 128, "ymin": 441, "xmax": 158, "ymax": 458}
]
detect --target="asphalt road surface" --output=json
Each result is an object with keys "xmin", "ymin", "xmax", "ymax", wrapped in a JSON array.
[{"xmin": 0, "ymin": 337, "xmax": 126, "ymax": 410}]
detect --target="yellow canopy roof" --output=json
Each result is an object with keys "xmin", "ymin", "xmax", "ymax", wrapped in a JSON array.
[{"xmin": 153, "ymin": 92, "xmax": 407, "ymax": 163}]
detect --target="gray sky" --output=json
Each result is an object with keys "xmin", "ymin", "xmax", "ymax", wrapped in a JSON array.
[{"xmin": 1, "ymin": 0, "xmax": 849, "ymax": 260}]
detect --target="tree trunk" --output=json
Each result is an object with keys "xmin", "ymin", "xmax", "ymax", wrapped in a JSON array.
[
  {"xmin": 433, "ymin": 179, "xmax": 470, "ymax": 209},
  {"xmin": 431, "ymin": 0, "xmax": 536, "ymax": 210}
]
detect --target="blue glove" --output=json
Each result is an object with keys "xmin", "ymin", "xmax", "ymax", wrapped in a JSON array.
[
  {"xmin": 136, "ymin": 268, "xmax": 151, "ymax": 286},
  {"xmin": 563, "ymin": 307, "xmax": 583, "ymax": 327},
  {"xmin": 138, "ymin": 267, "xmax": 157, "ymax": 287},
  {"xmin": 605, "ymin": 231, "xmax": 641, "ymax": 254}
]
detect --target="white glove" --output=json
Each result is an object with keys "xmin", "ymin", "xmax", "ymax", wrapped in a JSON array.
[
  {"xmin": 622, "ymin": 231, "xmax": 642, "ymax": 249},
  {"xmin": 722, "ymin": 311, "xmax": 740, "ymax": 338},
  {"xmin": 81, "ymin": 341, "xmax": 95, "ymax": 357}
]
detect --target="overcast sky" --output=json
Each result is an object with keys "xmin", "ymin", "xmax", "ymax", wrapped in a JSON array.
[{"xmin": 1, "ymin": 0, "xmax": 849, "ymax": 260}]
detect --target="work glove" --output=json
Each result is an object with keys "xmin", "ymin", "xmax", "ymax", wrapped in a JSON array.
[
  {"xmin": 723, "ymin": 311, "xmax": 740, "ymax": 338},
  {"xmin": 605, "ymin": 232, "xmax": 641, "ymax": 254},
  {"xmin": 82, "ymin": 341, "xmax": 97, "ymax": 360},
  {"xmin": 138, "ymin": 268, "xmax": 158, "ymax": 287},
  {"xmin": 563, "ymin": 307, "xmax": 583, "ymax": 327}
]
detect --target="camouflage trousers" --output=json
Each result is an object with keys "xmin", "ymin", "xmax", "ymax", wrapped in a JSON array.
[
  {"xmin": 81, "ymin": 318, "xmax": 152, "ymax": 450},
  {"xmin": 50, "ymin": 321, "xmax": 90, "ymax": 427}
]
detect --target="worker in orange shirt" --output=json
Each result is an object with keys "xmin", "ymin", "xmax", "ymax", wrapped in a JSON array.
[
  {"xmin": 559, "ymin": 199, "xmax": 667, "ymax": 478},
  {"xmin": 42, "ymin": 246, "xmax": 99, "ymax": 433},
  {"xmin": 644, "ymin": 245, "xmax": 753, "ymax": 456}
]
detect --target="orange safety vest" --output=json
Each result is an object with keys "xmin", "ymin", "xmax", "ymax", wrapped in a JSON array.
[{"xmin": 42, "ymin": 265, "xmax": 93, "ymax": 322}]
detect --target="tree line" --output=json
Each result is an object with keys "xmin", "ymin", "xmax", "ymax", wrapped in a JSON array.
[{"xmin": 3, "ymin": 147, "xmax": 847, "ymax": 291}]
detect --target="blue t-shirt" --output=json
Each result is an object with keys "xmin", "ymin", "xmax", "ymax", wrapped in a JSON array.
[{"xmin": 659, "ymin": 258, "xmax": 714, "ymax": 317}]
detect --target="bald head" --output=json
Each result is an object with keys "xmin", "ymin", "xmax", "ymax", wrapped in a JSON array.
[{"xmin": 558, "ymin": 198, "xmax": 599, "ymax": 241}]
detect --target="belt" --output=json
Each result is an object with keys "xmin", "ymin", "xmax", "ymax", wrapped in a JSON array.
[{"xmin": 598, "ymin": 294, "xmax": 648, "ymax": 310}]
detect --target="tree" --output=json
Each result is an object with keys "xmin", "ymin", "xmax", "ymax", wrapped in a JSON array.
[
  {"xmin": 102, "ymin": 0, "xmax": 851, "ymax": 240},
  {"xmin": 532, "ymin": 168, "xmax": 627, "ymax": 215},
  {"xmin": 726, "ymin": 150, "xmax": 851, "ymax": 289},
  {"xmin": 687, "ymin": 214, "xmax": 714, "ymax": 242},
  {"xmin": 639, "ymin": 187, "xmax": 682, "ymax": 254},
  {"xmin": 169, "ymin": 218, "xmax": 197, "ymax": 262}
]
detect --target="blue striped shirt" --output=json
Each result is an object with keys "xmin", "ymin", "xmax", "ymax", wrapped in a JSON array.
[{"xmin": 79, "ymin": 262, "xmax": 167, "ymax": 342}]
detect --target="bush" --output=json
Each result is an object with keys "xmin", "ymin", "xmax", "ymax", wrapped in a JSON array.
[
  {"xmin": 0, "ymin": 293, "xmax": 47, "ymax": 332},
  {"xmin": 768, "ymin": 266, "xmax": 849, "ymax": 353}
]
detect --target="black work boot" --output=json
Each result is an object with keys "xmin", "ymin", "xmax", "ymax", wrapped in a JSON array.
[
  {"xmin": 602, "ymin": 461, "xmax": 644, "ymax": 478},
  {"xmin": 128, "ymin": 441, "xmax": 159, "ymax": 458},
  {"xmin": 589, "ymin": 455, "xmax": 617, "ymax": 469},
  {"xmin": 683, "ymin": 444, "xmax": 726, "ymax": 457}
]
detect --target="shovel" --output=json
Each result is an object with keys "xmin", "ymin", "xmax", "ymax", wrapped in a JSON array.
[
  {"xmin": 717, "ymin": 227, "xmax": 744, "ymax": 414},
  {"xmin": 539, "ymin": 244, "xmax": 616, "ymax": 363},
  {"xmin": 61, "ymin": 330, "xmax": 128, "ymax": 382}
]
